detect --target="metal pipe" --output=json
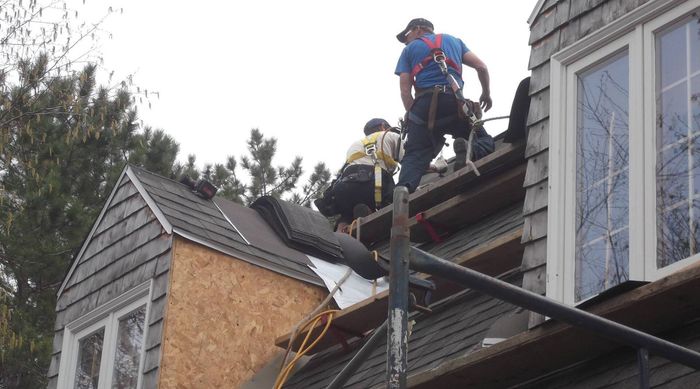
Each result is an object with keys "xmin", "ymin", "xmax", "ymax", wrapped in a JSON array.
[
  {"xmin": 638, "ymin": 348, "xmax": 650, "ymax": 389},
  {"xmin": 387, "ymin": 187, "xmax": 410, "ymax": 389},
  {"xmin": 326, "ymin": 321, "xmax": 388, "ymax": 389},
  {"xmin": 408, "ymin": 247, "xmax": 700, "ymax": 370}
]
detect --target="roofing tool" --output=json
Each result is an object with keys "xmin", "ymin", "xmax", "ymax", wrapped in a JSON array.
[{"xmin": 433, "ymin": 50, "xmax": 480, "ymax": 126}]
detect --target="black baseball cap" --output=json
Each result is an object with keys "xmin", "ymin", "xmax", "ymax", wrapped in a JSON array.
[
  {"xmin": 363, "ymin": 118, "xmax": 390, "ymax": 135},
  {"xmin": 396, "ymin": 18, "xmax": 434, "ymax": 43}
]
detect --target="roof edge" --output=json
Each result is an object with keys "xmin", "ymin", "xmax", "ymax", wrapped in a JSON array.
[
  {"xmin": 172, "ymin": 229, "xmax": 324, "ymax": 287},
  {"xmin": 57, "ymin": 165, "xmax": 173, "ymax": 298},
  {"xmin": 125, "ymin": 166, "xmax": 173, "ymax": 234},
  {"xmin": 527, "ymin": 0, "xmax": 547, "ymax": 25}
]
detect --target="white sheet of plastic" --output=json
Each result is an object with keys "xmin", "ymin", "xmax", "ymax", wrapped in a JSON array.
[{"xmin": 307, "ymin": 256, "xmax": 389, "ymax": 310}]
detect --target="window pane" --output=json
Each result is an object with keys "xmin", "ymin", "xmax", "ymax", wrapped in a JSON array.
[
  {"xmin": 75, "ymin": 328, "xmax": 104, "ymax": 389},
  {"xmin": 658, "ymin": 21, "xmax": 687, "ymax": 88},
  {"xmin": 656, "ymin": 19, "xmax": 700, "ymax": 268},
  {"xmin": 659, "ymin": 82, "xmax": 690, "ymax": 146},
  {"xmin": 575, "ymin": 51, "xmax": 630, "ymax": 301},
  {"xmin": 112, "ymin": 305, "xmax": 147, "ymax": 389}
]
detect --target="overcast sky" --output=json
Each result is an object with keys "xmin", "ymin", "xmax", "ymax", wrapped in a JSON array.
[{"xmin": 88, "ymin": 0, "xmax": 537, "ymax": 176}]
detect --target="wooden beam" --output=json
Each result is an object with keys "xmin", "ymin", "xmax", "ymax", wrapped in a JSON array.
[
  {"xmin": 407, "ymin": 260, "xmax": 700, "ymax": 388},
  {"xmin": 408, "ymin": 164, "xmax": 526, "ymax": 243},
  {"xmin": 274, "ymin": 227, "xmax": 524, "ymax": 353},
  {"xmin": 359, "ymin": 141, "xmax": 526, "ymax": 246}
]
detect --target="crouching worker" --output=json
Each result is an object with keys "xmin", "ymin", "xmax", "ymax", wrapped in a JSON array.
[{"xmin": 314, "ymin": 118, "xmax": 404, "ymax": 232}]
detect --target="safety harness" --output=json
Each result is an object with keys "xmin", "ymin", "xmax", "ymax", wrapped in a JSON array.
[
  {"xmin": 411, "ymin": 34, "xmax": 482, "ymax": 175},
  {"xmin": 346, "ymin": 131, "xmax": 399, "ymax": 208},
  {"xmin": 410, "ymin": 34, "xmax": 462, "ymax": 79}
]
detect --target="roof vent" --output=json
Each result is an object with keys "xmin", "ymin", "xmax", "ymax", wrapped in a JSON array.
[
  {"xmin": 195, "ymin": 180, "xmax": 218, "ymax": 199},
  {"xmin": 179, "ymin": 176, "xmax": 218, "ymax": 200}
]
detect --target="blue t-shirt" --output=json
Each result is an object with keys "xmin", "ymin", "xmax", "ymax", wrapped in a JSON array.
[{"xmin": 394, "ymin": 33, "xmax": 469, "ymax": 89}]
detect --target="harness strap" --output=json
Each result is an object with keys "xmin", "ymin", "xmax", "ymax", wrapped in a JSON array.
[
  {"xmin": 345, "ymin": 132, "xmax": 398, "ymax": 169},
  {"xmin": 410, "ymin": 34, "xmax": 462, "ymax": 79},
  {"xmin": 374, "ymin": 164, "xmax": 382, "ymax": 208},
  {"xmin": 428, "ymin": 88, "xmax": 440, "ymax": 131}
]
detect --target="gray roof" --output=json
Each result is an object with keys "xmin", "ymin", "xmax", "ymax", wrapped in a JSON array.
[
  {"xmin": 284, "ymin": 271, "xmax": 522, "ymax": 389},
  {"xmin": 285, "ymin": 201, "xmax": 525, "ymax": 388},
  {"xmin": 126, "ymin": 166, "xmax": 324, "ymax": 286}
]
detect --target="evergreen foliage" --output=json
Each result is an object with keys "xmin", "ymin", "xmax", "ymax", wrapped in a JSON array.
[
  {"xmin": 0, "ymin": 55, "xmax": 179, "ymax": 389},
  {"xmin": 183, "ymin": 128, "xmax": 331, "ymax": 206}
]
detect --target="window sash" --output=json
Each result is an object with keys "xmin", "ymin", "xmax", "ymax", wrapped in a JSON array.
[
  {"xmin": 58, "ymin": 281, "xmax": 151, "ymax": 389},
  {"xmin": 654, "ymin": 15, "xmax": 700, "ymax": 269},
  {"xmin": 644, "ymin": 2, "xmax": 700, "ymax": 280},
  {"xmin": 574, "ymin": 50, "xmax": 632, "ymax": 302}
]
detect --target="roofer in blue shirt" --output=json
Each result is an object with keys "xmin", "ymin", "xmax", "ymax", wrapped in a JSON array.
[{"xmin": 395, "ymin": 18, "xmax": 495, "ymax": 193}]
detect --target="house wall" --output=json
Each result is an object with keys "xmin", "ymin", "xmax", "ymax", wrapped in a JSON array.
[
  {"xmin": 158, "ymin": 237, "xmax": 326, "ymax": 388},
  {"xmin": 521, "ymin": 0, "xmax": 651, "ymax": 326},
  {"xmin": 48, "ymin": 174, "xmax": 172, "ymax": 389}
]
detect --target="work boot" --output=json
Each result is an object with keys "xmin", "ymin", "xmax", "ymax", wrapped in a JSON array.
[
  {"xmin": 353, "ymin": 203, "xmax": 372, "ymax": 219},
  {"xmin": 453, "ymin": 138, "xmax": 468, "ymax": 171}
]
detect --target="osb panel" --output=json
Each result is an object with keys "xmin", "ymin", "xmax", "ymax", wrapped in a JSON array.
[{"xmin": 158, "ymin": 238, "xmax": 325, "ymax": 389}]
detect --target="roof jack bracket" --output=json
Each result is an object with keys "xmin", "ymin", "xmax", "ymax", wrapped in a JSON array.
[{"xmin": 415, "ymin": 212, "xmax": 443, "ymax": 243}]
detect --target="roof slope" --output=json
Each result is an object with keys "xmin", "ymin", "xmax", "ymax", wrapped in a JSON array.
[
  {"xmin": 129, "ymin": 166, "xmax": 324, "ymax": 286},
  {"xmin": 284, "ymin": 271, "xmax": 522, "ymax": 389}
]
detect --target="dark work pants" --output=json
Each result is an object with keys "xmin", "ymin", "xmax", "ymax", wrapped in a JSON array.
[
  {"xmin": 397, "ymin": 93, "xmax": 494, "ymax": 192},
  {"xmin": 332, "ymin": 165, "xmax": 395, "ymax": 224}
]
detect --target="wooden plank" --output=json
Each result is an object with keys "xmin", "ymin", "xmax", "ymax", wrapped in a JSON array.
[
  {"xmin": 522, "ymin": 264, "xmax": 547, "ymax": 295},
  {"xmin": 529, "ymin": 62, "xmax": 551, "ymax": 95},
  {"xmin": 560, "ymin": 17, "xmax": 581, "ymax": 49},
  {"xmin": 145, "ymin": 319, "xmax": 164, "ymax": 351},
  {"xmin": 526, "ymin": 87, "xmax": 550, "ymax": 127},
  {"xmin": 111, "ymin": 181, "xmax": 139, "ymax": 207},
  {"xmin": 141, "ymin": 369, "xmax": 159, "ymax": 388},
  {"xmin": 143, "ymin": 344, "xmax": 162, "ymax": 373},
  {"xmin": 521, "ymin": 209, "xmax": 548, "ymax": 243},
  {"xmin": 529, "ymin": 30, "xmax": 561, "ymax": 69},
  {"xmin": 358, "ymin": 142, "xmax": 526, "ymax": 246},
  {"xmin": 529, "ymin": 0, "xmax": 572, "ymax": 45},
  {"xmin": 409, "ymin": 164, "xmax": 526, "ymax": 243},
  {"xmin": 522, "ymin": 179, "xmax": 548, "ymax": 216},
  {"xmin": 524, "ymin": 150, "xmax": 548, "ymax": 187},
  {"xmin": 83, "ymin": 205, "xmax": 154, "ymax": 260},
  {"xmin": 579, "ymin": 5, "xmax": 606, "ymax": 38},
  {"xmin": 407, "ymin": 260, "xmax": 700, "ymax": 388},
  {"xmin": 525, "ymin": 118, "xmax": 549, "ymax": 159},
  {"xmin": 522, "ymin": 237, "xmax": 547, "ymax": 270},
  {"xmin": 275, "ymin": 227, "xmax": 524, "ymax": 353},
  {"xmin": 94, "ymin": 192, "xmax": 149, "ymax": 235}
]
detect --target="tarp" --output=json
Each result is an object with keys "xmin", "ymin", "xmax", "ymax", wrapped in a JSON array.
[{"xmin": 307, "ymin": 256, "xmax": 389, "ymax": 309}]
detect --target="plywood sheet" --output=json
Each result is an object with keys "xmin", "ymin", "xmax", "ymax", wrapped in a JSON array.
[{"xmin": 158, "ymin": 238, "xmax": 325, "ymax": 389}]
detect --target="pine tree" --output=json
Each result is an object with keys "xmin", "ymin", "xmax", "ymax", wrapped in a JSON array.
[
  {"xmin": 184, "ymin": 128, "xmax": 331, "ymax": 206},
  {"xmin": 0, "ymin": 56, "xmax": 178, "ymax": 388}
]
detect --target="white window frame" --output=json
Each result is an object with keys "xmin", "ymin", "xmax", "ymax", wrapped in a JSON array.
[
  {"xmin": 548, "ymin": 0, "xmax": 700, "ymax": 304},
  {"xmin": 57, "ymin": 281, "xmax": 152, "ymax": 389}
]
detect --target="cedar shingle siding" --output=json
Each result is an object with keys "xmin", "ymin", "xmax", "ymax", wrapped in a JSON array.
[{"xmin": 48, "ymin": 173, "xmax": 171, "ymax": 389}]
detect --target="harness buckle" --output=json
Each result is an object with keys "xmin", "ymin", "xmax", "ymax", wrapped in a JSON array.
[{"xmin": 364, "ymin": 143, "xmax": 377, "ymax": 157}]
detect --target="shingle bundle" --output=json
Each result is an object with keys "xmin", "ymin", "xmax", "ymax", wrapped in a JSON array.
[{"xmin": 251, "ymin": 196, "xmax": 343, "ymax": 262}]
